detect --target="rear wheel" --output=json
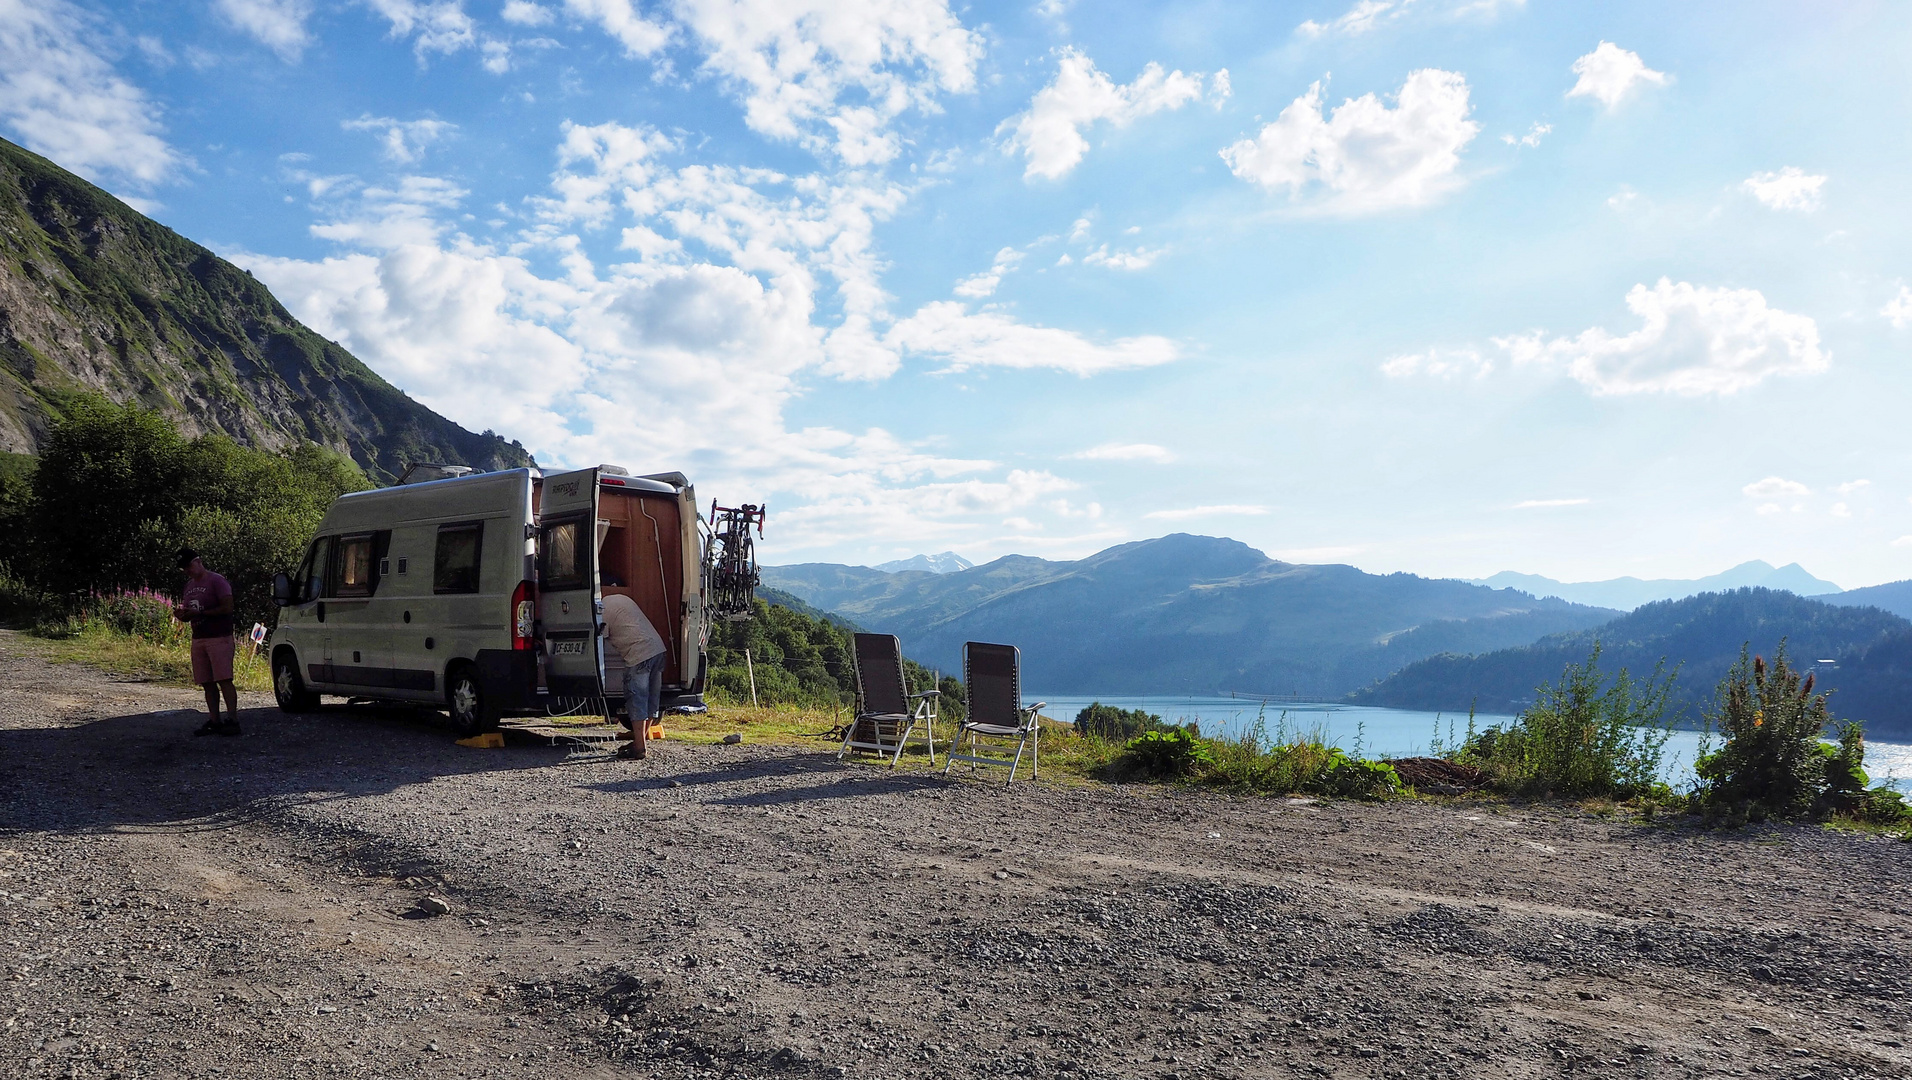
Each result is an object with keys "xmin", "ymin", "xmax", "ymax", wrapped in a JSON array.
[
  {"xmin": 446, "ymin": 665, "xmax": 497, "ymax": 736},
  {"xmin": 273, "ymin": 650, "xmax": 319, "ymax": 713}
]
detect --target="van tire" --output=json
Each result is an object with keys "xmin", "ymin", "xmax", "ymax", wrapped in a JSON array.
[
  {"xmin": 273, "ymin": 649, "xmax": 320, "ymax": 713},
  {"xmin": 446, "ymin": 665, "xmax": 497, "ymax": 736}
]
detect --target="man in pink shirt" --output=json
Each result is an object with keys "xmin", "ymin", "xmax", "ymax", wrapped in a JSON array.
[{"xmin": 172, "ymin": 549, "xmax": 240, "ymax": 736}]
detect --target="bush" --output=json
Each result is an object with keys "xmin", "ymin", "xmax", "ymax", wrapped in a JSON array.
[
  {"xmin": 1309, "ymin": 751, "xmax": 1402, "ymax": 800},
  {"xmin": 1075, "ymin": 701, "xmax": 1165, "ymax": 740},
  {"xmin": 1693, "ymin": 646, "xmax": 1835, "ymax": 822},
  {"xmin": 84, "ymin": 588, "xmax": 189, "ymax": 646},
  {"xmin": 1118, "ymin": 728, "xmax": 1211, "ymax": 780},
  {"xmin": 1462, "ymin": 644, "xmax": 1676, "ymax": 799}
]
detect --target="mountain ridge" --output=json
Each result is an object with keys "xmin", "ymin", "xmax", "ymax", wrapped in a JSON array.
[
  {"xmin": 1468, "ymin": 560, "xmax": 1841, "ymax": 610},
  {"xmin": 0, "ymin": 136, "xmax": 528, "ymax": 482}
]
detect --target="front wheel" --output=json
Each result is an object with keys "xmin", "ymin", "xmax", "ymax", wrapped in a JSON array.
[
  {"xmin": 446, "ymin": 666, "xmax": 497, "ymax": 736},
  {"xmin": 273, "ymin": 651, "xmax": 319, "ymax": 713}
]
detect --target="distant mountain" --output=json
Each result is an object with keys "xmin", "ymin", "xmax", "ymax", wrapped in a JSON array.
[
  {"xmin": 756, "ymin": 586, "xmax": 865, "ymax": 632},
  {"xmin": 1353, "ymin": 588, "xmax": 1912, "ymax": 738},
  {"xmin": 1469, "ymin": 560, "xmax": 1841, "ymax": 610},
  {"xmin": 764, "ymin": 534, "xmax": 1618, "ymax": 697},
  {"xmin": 874, "ymin": 552, "xmax": 974, "ymax": 574},
  {"xmin": 0, "ymin": 137, "xmax": 529, "ymax": 482},
  {"xmin": 1813, "ymin": 579, "xmax": 1912, "ymax": 622}
]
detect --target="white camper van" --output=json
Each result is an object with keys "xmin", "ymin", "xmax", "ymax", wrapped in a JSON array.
[{"xmin": 269, "ymin": 465, "xmax": 712, "ymax": 738}]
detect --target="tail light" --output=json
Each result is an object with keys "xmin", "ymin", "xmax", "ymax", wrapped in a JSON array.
[{"xmin": 511, "ymin": 580, "xmax": 536, "ymax": 650}]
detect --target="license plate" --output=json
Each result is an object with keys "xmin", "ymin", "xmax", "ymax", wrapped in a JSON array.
[{"xmin": 551, "ymin": 640, "xmax": 587, "ymax": 656}]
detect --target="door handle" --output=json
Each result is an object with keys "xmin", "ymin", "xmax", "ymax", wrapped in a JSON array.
[{"xmin": 317, "ymin": 602, "xmax": 326, "ymax": 622}]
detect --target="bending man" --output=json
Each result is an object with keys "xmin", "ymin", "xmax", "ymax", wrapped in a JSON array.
[
  {"xmin": 173, "ymin": 549, "xmax": 240, "ymax": 736},
  {"xmin": 600, "ymin": 592, "xmax": 665, "ymax": 759}
]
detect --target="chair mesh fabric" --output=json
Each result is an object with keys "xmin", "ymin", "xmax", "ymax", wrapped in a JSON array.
[
  {"xmin": 963, "ymin": 642, "xmax": 1021, "ymax": 729},
  {"xmin": 852, "ymin": 634, "xmax": 911, "ymax": 744}
]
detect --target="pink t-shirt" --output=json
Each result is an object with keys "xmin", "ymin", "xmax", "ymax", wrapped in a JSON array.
[{"xmin": 182, "ymin": 571, "xmax": 235, "ymax": 639}]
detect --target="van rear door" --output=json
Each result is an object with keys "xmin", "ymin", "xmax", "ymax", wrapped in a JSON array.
[{"xmin": 537, "ymin": 468, "xmax": 604, "ymax": 699}]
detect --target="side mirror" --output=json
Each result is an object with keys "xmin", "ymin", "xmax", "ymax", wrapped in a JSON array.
[{"xmin": 271, "ymin": 572, "xmax": 295, "ymax": 607}]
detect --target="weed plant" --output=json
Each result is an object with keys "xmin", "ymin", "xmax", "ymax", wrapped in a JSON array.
[
  {"xmin": 1102, "ymin": 704, "xmax": 1400, "ymax": 799},
  {"xmin": 1461, "ymin": 644, "xmax": 1677, "ymax": 799}
]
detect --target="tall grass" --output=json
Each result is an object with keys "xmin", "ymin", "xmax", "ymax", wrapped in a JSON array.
[
  {"xmin": 1461, "ymin": 644, "xmax": 1677, "ymax": 799},
  {"xmin": 1098, "ymin": 703, "xmax": 1400, "ymax": 799},
  {"xmin": 18, "ymin": 588, "xmax": 271, "ymax": 692}
]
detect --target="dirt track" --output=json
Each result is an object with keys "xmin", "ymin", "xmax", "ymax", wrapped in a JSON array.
[{"xmin": 2, "ymin": 631, "xmax": 1910, "ymax": 1080}]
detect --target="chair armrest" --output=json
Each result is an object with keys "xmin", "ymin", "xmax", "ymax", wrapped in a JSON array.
[
  {"xmin": 1025, "ymin": 701, "xmax": 1047, "ymax": 713},
  {"xmin": 910, "ymin": 690, "xmax": 941, "ymax": 698}
]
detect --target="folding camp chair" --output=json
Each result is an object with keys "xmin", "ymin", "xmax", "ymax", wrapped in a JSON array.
[
  {"xmin": 943, "ymin": 642, "xmax": 1046, "ymax": 782},
  {"xmin": 838, "ymin": 633, "xmax": 939, "ymax": 766}
]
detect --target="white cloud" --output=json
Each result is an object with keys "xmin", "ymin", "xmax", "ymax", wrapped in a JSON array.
[
  {"xmin": 1743, "ymin": 477, "xmax": 1810, "ymax": 499},
  {"xmin": 1070, "ymin": 442, "xmax": 1174, "ymax": 463},
  {"xmin": 363, "ymin": 0, "xmax": 479, "ymax": 58},
  {"xmin": 563, "ymin": 0, "xmax": 669, "ymax": 56},
  {"xmin": 1496, "ymin": 279, "xmax": 1826, "ymax": 396},
  {"xmin": 1893, "ymin": 535, "xmax": 1912, "ymax": 549},
  {"xmin": 1881, "ymin": 284, "xmax": 1912, "ymax": 329},
  {"xmin": 215, "ymin": 0, "xmax": 313, "ymax": 60},
  {"xmin": 1144, "ymin": 504, "xmax": 1269, "ymax": 520},
  {"xmin": 1219, "ymin": 69, "xmax": 1480, "ymax": 214},
  {"xmin": 1500, "ymin": 121, "xmax": 1550, "ymax": 148},
  {"xmin": 1835, "ymin": 479, "xmax": 1870, "ymax": 495},
  {"xmin": 1830, "ymin": 502, "xmax": 1850, "ymax": 518},
  {"xmin": 887, "ymin": 302, "xmax": 1180, "ymax": 376},
  {"xmin": 1513, "ymin": 498, "xmax": 1588, "ymax": 509},
  {"xmin": 1297, "ymin": 0, "xmax": 1524, "ymax": 37},
  {"xmin": 1380, "ymin": 347, "xmax": 1490, "ymax": 379},
  {"xmin": 665, "ymin": 0, "xmax": 981, "ymax": 165},
  {"xmin": 1081, "ymin": 245, "xmax": 1163, "ymax": 271},
  {"xmin": 998, "ymin": 48, "xmax": 1218, "ymax": 180},
  {"xmin": 501, "ymin": 0, "xmax": 554, "ymax": 24},
  {"xmin": 953, "ymin": 246, "xmax": 1023, "ymax": 298},
  {"xmin": 341, "ymin": 115, "xmax": 457, "ymax": 164},
  {"xmin": 1606, "ymin": 185, "xmax": 1637, "ymax": 209},
  {"xmin": 1755, "ymin": 504, "xmax": 1782, "ymax": 516},
  {"xmin": 1742, "ymin": 167, "xmax": 1825, "ymax": 212},
  {"xmin": 1566, "ymin": 42, "xmax": 1668, "ymax": 109},
  {"xmin": 0, "ymin": 0, "xmax": 186, "ymax": 186}
]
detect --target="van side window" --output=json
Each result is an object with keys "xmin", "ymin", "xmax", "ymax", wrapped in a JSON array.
[
  {"xmin": 435, "ymin": 523, "xmax": 484, "ymax": 594},
  {"xmin": 539, "ymin": 516, "xmax": 590, "ymax": 591},
  {"xmin": 301, "ymin": 537, "xmax": 332, "ymax": 602},
  {"xmin": 333, "ymin": 533, "xmax": 379, "ymax": 597}
]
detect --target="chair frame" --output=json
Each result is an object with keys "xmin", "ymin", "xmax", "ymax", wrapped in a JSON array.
[
  {"xmin": 943, "ymin": 642, "xmax": 1046, "ymax": 783},
  {"xmin": 838, "ymin": 633, "xmax": 939, "ymax": 767}
]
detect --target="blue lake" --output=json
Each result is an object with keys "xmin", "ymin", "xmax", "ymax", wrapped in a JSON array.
[{"xmin": 1030, "ymin": 693, "xmax": 1912, "ymax": 792}]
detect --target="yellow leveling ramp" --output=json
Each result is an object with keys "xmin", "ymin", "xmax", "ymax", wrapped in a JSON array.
[{"xmin": 455, "ymin": 732, "xmax": 506, "ymax": 748}]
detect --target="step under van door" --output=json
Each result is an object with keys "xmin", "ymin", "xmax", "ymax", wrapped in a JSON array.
[{"xmin": 537, "ymin": 468, "xmax": 605, "ymax": 700}]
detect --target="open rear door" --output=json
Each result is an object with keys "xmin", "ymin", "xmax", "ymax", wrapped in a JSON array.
[{"xmin": 537, "ymin": 468, "xmax": 604, "ymax": 700}]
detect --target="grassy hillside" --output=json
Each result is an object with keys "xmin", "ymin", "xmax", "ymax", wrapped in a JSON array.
[
  {"xmin": 1353, "ymin": 587, "xmax": 1912, "ymax": 737},
  {"xmin": 764, "ymin": 534, "xmax": 1618, "ymax": 697},
  {"xmin": 0, "ymin": 137, "xmax": 529, "ymax": 482}
]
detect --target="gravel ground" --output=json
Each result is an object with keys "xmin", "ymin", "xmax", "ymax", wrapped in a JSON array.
[{"xmin": 3, "ymin": 630, "xmax": 1910, "ymax": 1080}]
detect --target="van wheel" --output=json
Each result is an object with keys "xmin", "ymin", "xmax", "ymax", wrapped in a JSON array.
[
  {"xmin": 273, "ymin": 651, "xmax": 319, "ymax": 713},
  {"xmin": 446, "ymin": 666, "xmax": 496, "ymax": 736}
]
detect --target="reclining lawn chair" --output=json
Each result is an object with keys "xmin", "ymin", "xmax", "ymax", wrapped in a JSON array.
[
  {"xmin": 943, "ymin": 641, "xmax": 1046, "ymax": 782},
  {"xmin": 838, "ymin": 633, "xmax": 939, "ymax": 766}
]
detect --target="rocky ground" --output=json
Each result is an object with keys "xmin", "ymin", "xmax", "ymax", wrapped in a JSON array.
[{"xmin": 2, "ymin": 631, "xmax": 1909, "ymax": 1080}]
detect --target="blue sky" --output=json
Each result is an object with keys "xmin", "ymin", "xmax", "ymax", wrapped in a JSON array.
[{"xmin": 5, "ymin": 0, "xmax": 1911, "ymax": 587}]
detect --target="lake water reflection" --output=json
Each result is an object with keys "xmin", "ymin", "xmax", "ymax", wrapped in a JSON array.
[{"xmin": 1031, "ymin": 693, "xmax": 1912, "ymax": 791}]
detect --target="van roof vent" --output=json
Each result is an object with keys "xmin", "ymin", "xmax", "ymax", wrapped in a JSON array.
[
  {"xmin": 599, "ymin": 464, "xmax": 631, "ymax": 476},
  {"xmin": 397, "ymin": 462, "xmax": 477, "ymax": 486}
]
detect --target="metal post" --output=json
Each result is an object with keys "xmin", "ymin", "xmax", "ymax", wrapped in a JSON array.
[{"xmin": 745, "ymin": 647, "xmax": 759, "ymax": 708}]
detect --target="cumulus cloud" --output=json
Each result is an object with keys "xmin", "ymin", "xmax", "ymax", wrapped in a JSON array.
[
  {"xmin": 215, "ymin": 0, "xmax": 313, "ymax": 60},
  {"xmin": 1743, "ymin": 477, "xmax": 1810, "ymax": 499},
  {"xmin": 1497, "ymin": 279, "xmax": 1826, "ymax": 396},
  {"xmin": 362, "ymin": 0, "xmax": 480, "ymax": 58},
  {"xmin": 1835, "ymin": 479, "xmax": 1870, "ymax": 495},
  {"xmin": 1297, "ymin": 0, "xmax": 1524, "ymax": 37},
  {"xmin": 563, "ymin": 0, "xmax": 669, "ymax": 56},
  {"xmin": 502, "ymin": 0, "xmax": 554, "ymax": 24},
  {"xmin": 1880, "ymin": 285, "xmax": 1912, "ymax": 328},
  {"xmin": 1380, "ymin": 347, "xmax": 1489, "ymax": 379},
  {"xmin": 1500, "ymin": 121, "xmax": 1550, "ymax": 148},
  {"xmin": 953, "ymin": 246, "xmax": 1023, "ymax": 298},
  {"xmin": 1144, "ymin": 504, "xmax": 1269, "ymax": 520},
  {"xmin": 1081, "ymin": 245, "xmax": 1163, "ymax": 271},
  {"xmin": 341, "ymin": 115, "xmax": 457, "ymax": 164},
  {"xmin": 1742, "ymin": 167, "xmax": 1825, "ymax": 212},
  {"xmin": 886, "ymin": 302, "xmax": 1180, "ymax": 376},
  {"xmin": 1566, "ymin": 42, "xmax": 1668, "ymax": 109},
  {"xmin": 0, "ymin": 0, "xmax": 186, "ymax": 187},
  {"xmin": 998, "ymin": 48, "xmax": 1221, "ymax": 180},
  {"xmin": 1070, "ymin": 442, "xmax": 1174, "ymax": 463},
  {"xmin": 1219, "ymin": 69, "xmax": 1480, "ymax": 213}
]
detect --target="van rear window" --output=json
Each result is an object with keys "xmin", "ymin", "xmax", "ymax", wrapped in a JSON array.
[
  {"xmin": 540, "ymin": 517, "xmax": 590, "ymax": 591},
  {"xmin": 435, "ymin": 523, "xmax": 484, "ymax": 594}
]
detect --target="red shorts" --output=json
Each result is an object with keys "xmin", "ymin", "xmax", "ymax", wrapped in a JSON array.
[{"xmin": 190, "ymin": 635, "xmax": 235, "ymax": 685}]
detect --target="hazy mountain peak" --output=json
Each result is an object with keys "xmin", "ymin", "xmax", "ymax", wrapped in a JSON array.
[
  {"xmin": 874, "ymin": 552, "xmax": 974, "ymax": 574},
  {"xmin": 1469, "ymin": 561, "xmax": 1841, "ymax": 611}
]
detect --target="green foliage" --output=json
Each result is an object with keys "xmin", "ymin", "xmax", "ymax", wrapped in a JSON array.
[
  {"xmin": 1461, "ymin": 644, "xmax": 1677, "ymax": 799},
  {"xmin": 1693, "ymin": 646, "xmax": 1836, "ymax": 822},
  {"xmin": 4, "ymin": 394, "xmax": 369, "ymax": 629},
  {"xmin": 81, "ymin": 588, "xmax": 189, "ymax": 645},
  {"xmin": 704, "ymin": 598, "xmax": 955, "ymax": 717},
  {"xmin": 1118, "ymin": 727, "xmax": 1212, "ymax": 780},
  {"xmin": 1310, "ymin": 751, "xmax": 1403, "ymax": 799},
  {"xmin": 1074, "ymin": 701, "xmax": 1165, "ymax": 740}
]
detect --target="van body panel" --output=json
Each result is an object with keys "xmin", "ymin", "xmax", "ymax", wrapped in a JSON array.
[{"xmin": 537, "ymin": 468, "xmax": 605, "ymax": 700}]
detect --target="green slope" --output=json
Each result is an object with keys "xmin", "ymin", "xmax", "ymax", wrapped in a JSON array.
[{"xmin": 0, "ymin": 137, "xmax": 530, "ymax": 482}]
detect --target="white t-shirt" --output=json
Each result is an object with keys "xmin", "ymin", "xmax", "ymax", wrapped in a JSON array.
[{"xmin": 600, "ymin": 593, "xmax": 665, "ymax": 666}]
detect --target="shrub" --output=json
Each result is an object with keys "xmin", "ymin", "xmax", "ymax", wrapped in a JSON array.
[
  {"xmin": 1693, "ymin": 646, "xmax": 1834, "ymax": 822},
  {"xmin": 1119, "ymin": 728, "xmax": 1211, "ymax": 780},
  {"xmin": 1309, "ymin": 751, "xmax": 1402, "ymax": 800},
  {"xmin": 1074, "ymin": 701, "xmax": 1165, "ymax": 740},
  {"xmin": 1463, "ymin": 644, "xmax": 1676, "ymax": 799},
  {"xmin": 85, "ymin": 588, "xmax": 188, "ymax": 646}
]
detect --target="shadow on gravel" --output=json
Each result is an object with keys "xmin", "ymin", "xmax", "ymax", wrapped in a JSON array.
[
  {"xmin": 0, "ymin": 702, "xmax": 570, "ymax": 834},
  {"xmin": 704, "ymin": 773, "xmax": 952, "ymax": 806}
]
